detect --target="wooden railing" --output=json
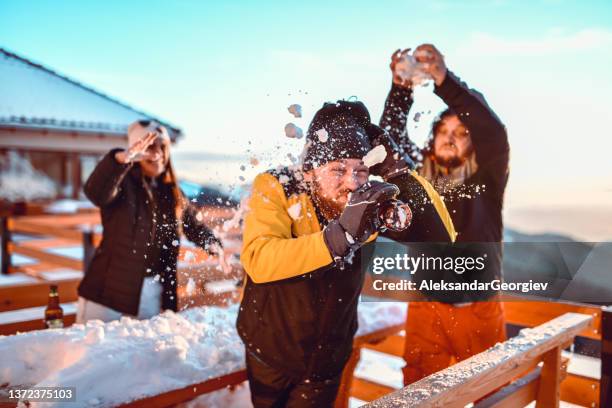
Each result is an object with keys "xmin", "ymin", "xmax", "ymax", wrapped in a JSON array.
[{"xmin": 364, "ymin": 312, "xmax": 593, "ymax": 408}]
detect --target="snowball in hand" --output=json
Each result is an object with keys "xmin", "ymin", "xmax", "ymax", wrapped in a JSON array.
[
  {"xmin": 363, "ymin": 145, "xmax": 387, "ymax": 167},
  {"xmin": 394, "ymin": 52, "xmax": 432, "ymax": 86},
  {"xmin": 284, "ymin": 123, "xmax": 303, "ymax": 139},
  {"xmin": 287, "ymin": 104, "xmax": 302, "ymax": 118},
  {"xmin": 381, "ymin": 202, "xmax": 413, "ymax": 231}
]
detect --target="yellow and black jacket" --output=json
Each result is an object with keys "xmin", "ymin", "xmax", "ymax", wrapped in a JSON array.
[{"xmin": 237, "ymin": 167, "xmax": 455, "ymax": 380}]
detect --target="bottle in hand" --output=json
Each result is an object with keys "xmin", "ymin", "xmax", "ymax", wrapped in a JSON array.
[{"xmin": 45, "ymin": 285, "xmax": 64, "ymax": 329}]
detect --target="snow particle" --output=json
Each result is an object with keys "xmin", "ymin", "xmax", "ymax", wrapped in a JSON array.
[
  {"xmin": 284, "ymin": 123, "xmax": 303, "ymax": 139},
  {"xmin": 315, "ymin": 128, "xmax": 329, "ymax": 143},
  {"xmin": 363, "ymin": 145, "xmax": 387, "ymax": 167},
  {"xmin": 287, "ymin": 104, "xmax": 302, "ymax": 118},
  {"xmin": 287, "ymin": 203, "xmax": 302, "ymax": 220}
]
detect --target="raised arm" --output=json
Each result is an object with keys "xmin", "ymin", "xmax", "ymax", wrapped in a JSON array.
[
  {"xmin": 434, "ymin": 71, "xmax": 509, "ymax": 168},
  {"xmin": 83, "ymin": 148, "xmax": 133, "ymax": 207},
  {"xmin": 85, "ymin": 132, "xmax": 159, "ymax": 207},
  {"xmin": 379, "ymin": 50, "xmax": 419, "ymax": 157},
  {"xmin": 416, "ymin": 44, "xmax": 509, "ymax": 170}
]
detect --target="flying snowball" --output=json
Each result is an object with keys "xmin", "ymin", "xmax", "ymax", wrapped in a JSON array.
[
  {"xmin": 287, "ymin": 104, "xmax": 302, "ymax": 118},
  {"xmin": 363, "ymin": 145, "xmax": 387, "ymax": 167},
  {"xmin": 284, "ymin": 123, "xmax": 303, "ymax": 139}
]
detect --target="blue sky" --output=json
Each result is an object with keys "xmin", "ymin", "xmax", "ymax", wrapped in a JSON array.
[{"xmin": 2, "ymin": 0, "xmax": 612, "ymax": 239}]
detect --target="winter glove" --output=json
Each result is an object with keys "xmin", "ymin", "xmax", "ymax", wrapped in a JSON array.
[
  {"xmin": 366, "ymin": 124, "xmax": 415, "ymax": 180},
  {"xmin": 324, "ymin": 181, "xmax": 400, "ymax": 263}
]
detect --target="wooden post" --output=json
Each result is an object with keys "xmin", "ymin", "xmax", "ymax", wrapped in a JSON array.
[
  {"xmin": 602, "ymin": 305, "xmax": 612, "ymax": 408},
  {"xmin": 0, "ymin": 216, "xmax": 10, "ymax": 275},
  {"xmin": 334, "ymin": 347, "xmax": 362, "ymax": 408},
  {"xmin": 535, "ymin": 346, "xmax": 562, "ymax": 408},
  {"xmin": 71, "ymin": 154, "xmax": 81, "ymax": 199}
]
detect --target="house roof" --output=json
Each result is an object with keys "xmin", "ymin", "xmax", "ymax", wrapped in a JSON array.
[{"xmin": 0, "ymin": 48, "xmax": 182, "ymax": 140}]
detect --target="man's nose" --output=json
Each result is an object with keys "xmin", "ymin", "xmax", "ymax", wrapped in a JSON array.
[{"xmin": 343, "ymin": 172, "xmax": 361, "ymax": 192}]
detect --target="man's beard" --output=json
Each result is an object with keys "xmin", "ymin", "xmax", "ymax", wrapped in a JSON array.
[
  {"xmin": 434, "ymin": 153, "xmax": 465, "ymax": 169},
  {"xmin": 310, "ymin": 179, "xmax": 349, "ymax": 221}
]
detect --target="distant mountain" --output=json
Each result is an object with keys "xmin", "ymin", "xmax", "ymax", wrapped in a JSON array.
[{"xmin": 502, "ymin": 228, "xmax": 610, "ymax": 305}]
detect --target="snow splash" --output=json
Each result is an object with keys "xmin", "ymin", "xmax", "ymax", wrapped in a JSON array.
[{"xmin": 363, "ymin": 145, "xmax": 387, "ymax": 168}]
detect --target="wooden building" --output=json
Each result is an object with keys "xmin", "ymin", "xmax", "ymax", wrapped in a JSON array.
[{"xmin": 0, "ymin": 48, "xmax": 182, "ymax": 200}]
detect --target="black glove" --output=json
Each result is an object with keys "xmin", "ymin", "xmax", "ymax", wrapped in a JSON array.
[
  {"xmin": 366, "ymin": 124, "xmax": 415, "ymax": 180},
  {"xmin": 324, "ymin": 181, "xmax": 399, "ymax": 262}
]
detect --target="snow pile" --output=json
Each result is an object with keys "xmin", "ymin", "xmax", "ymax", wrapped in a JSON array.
[
  {"xmin": 177, "ymin": 382, "xmax": 252, "ymax": 408},
  {"xmin": 0, "ymin": 305, "xmax": 244, "ymax": 407},
  {"xmin": 0, "ymin": 151, "xmax": 56, "ymax": 202},
  {"xmin": 0, "ymin": 302, "xmax": 406, "ymax": 407},
  {"xmin": 363, "ymin": 145, "xmax": 387, "ymax": 167},
  {"xmin": 284, "ymin": 123, "xmax": 303, "ymax": 139}
]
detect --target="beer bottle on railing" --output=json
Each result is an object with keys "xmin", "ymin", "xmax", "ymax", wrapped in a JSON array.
[{"xmin": 45, "ymin": 285, "xmax": 64, "ymax": 329}]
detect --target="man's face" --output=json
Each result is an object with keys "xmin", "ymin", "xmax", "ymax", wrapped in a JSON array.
[
  {"xmin": 140, "ymin": 137, "xmax": 169, "ymax": 177},
  {"xmin": 307, "ymin": 158, "xmax": 369, "ymax": 219},
  {"xmin": 433, "ymin": 115, "xmax": 473, "ymax": 168}
]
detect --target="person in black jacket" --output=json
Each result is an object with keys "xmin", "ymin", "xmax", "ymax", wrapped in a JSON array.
[
  {"xmin": 76, "ymin": 120, "xmax": 221, "ymax": 323},
  {"xmin": 380, "ymin": 44, "xmax": 510, "ymax": 385}
]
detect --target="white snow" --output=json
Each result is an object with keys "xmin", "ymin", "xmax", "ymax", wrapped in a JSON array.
[
  {"xmin": 393, "ymin": 52, "xmax": 433, "ymax": 87},
  {"xmin": 221, "ymin": 200, "xmax": 248, "ymax": 233},
  {"xmin": 185, "ymin": 277, "xmax": 196, "ymax": 296},
  {"xmin": 284, "ymin": 123, "xmax": 303, "ymax": 139},
  {"xmin": 315, "ymin": 128, "xmax": 329, "ymax": 143},
  {"xmin": 363, "ymin": 145, "xmax": 387, "ymax": 167},
  {"xmin": 287, "ymin": 104, "xmax": 302, "ymax": 118},
  {"xmin": 0, "ymin": 151, "xmax": 56, "ymax": 202},
  {"xmin": 1, "ymin": 305, "xmax": 244, "ymax": 407},
  {"xmin": 0, "ymin": 302, "xmax": 406, "ymax": 407},
  {"xmin": 367, "ymin": 312, "xmax": 593, "ymax": 407},
  {"xmin": 0, "ymin": 272, "xmax": 38, "ymax": 286},
  {"xmin": 183, "ymin": 250, "xmax": 197, "ymax": 263},
  {"xmin": 177, "ymin": 382, "xmax": 252, "ymax": 408},
  {"xmin": 0, "ymin": 302, "xmax": 77, "ymax": 326},
  {"xmin": 287, "ymin": 203, "xmax": 302, "ymax": 220},
  {"xmin": 44, "ymin": 199, "xmax": 96, "ymax": 214},
  {"xmin": 38, "ymin": 269, "xmax": 84, "ymax": 281}
]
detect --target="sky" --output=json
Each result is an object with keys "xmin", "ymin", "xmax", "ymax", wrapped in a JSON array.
[{"xmin": 1, "ymin": 0, "xmax": 611, "ymax": 240}]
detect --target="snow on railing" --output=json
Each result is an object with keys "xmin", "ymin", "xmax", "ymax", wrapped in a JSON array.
[{"xmin": 364, "ymin": 312, "xmax": 592, "ymax": 408}]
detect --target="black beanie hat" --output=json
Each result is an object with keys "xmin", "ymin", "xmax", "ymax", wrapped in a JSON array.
[{"xmin": 302, "ymin": 100, "xmax": 373, "ymax": 171}]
